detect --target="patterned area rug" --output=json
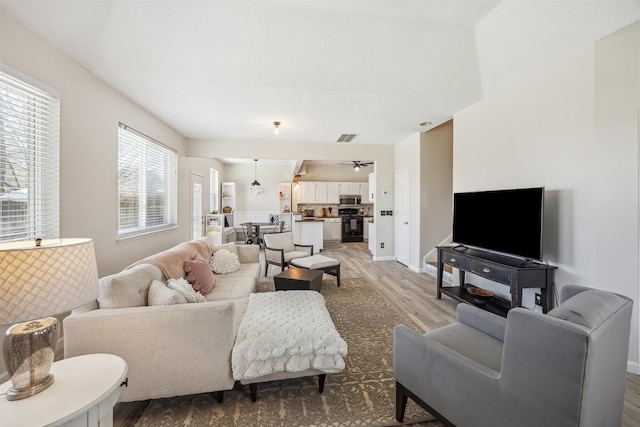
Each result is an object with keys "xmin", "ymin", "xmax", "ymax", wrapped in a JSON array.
[{"xmin": 134, "ymin": 278, "xmax": 435, "ymax": 427}]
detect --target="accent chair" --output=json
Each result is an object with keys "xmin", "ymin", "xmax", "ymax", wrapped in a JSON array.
[
  {"xmin": 393, "ymin": 285, "xmax": 633, "ymax": 427},
  {"xmin": 263, "ymin": 231, "xmax": 313, "ymax": 276}
]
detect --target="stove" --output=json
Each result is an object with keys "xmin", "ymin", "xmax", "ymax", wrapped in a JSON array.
[{"xmin": 338, "ymin": 208, "xmax": 364, "ymax": 242}]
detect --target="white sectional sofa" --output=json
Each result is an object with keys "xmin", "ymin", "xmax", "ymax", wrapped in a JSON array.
[{"xmin": 63, "ymin": 238, "xmax": 260, "ymax": 402}]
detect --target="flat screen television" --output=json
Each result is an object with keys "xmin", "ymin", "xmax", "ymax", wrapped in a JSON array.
[{"xmin": 452, "ymin": 187, "xmax": 544, "ymax": 261}]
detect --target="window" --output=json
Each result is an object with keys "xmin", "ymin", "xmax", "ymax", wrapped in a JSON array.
[
  {"xmin": 118, "ymin": 123, "xmax": 177, "ymax": 238},
  {"xmin": 210, "ymin": 168, "xmax": 219, "ymax": 212},
  {"xmin": 0, "ymin": 70, "xmax": 60, "ymax": 242}
]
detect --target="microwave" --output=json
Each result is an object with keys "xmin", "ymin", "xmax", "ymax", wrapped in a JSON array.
[{"xmin": 339, "ymin": 195, "xmax": 361, "ymax": 206}]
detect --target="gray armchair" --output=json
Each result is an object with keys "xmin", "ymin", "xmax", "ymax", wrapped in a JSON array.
[
  {"xmin": 263, "ymin": 231, "xmax": 313, "ymax": 276},
  {"xmin": 393, "ymin": 285, "xmax": 633, "ymax": 427}
]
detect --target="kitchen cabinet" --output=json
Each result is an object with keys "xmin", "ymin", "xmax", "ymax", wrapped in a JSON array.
[
  {"xmin": 368, "ymin": 173, "xmax": 375, "ymax": 202},
  {"xmin": 297, "ymin": 182, "xmax": 315, "ymax": 204},
  {"xmin": 323, "ymin": 218, "xmax": 341, "ymax": 241},
  {"xmin": 297, "ymin": 181, "xmax": 328, "ymax": 203},
  {"xmin": 364, "ymin": 217, "xmax": 373, "ymax": 242},
  {"xmin": 294, "ymin": 220, "xmax": 324, "ymax": 252},
  {"xmin": 327, "ymin": 182, "xmax": 340, "ymax": 204},
  {"xmin": 315, "ymin": 182, "xmax": 328, "ymax": 203},
  {"xmin": 359, "ymin": 183, "xmax": 369, "ymax": 199}
]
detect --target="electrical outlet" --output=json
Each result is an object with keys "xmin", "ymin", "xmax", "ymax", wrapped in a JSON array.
[
  {"xmin": 381, "ymin": 243, "xmax": 384, "ymax": 248},
  {"xmin": 387, "ymin": 210, "xmax": 393, "ymax": 216},
  {"xmin": 535, "ymin": 293, "xmax": 542, "ymax": 306},
  {"xmin": 381, "ymin": 211, "xmax": 386, "ymax": 216}
]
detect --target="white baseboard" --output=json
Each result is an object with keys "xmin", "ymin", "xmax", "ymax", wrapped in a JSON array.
[
  {"xmin": 627, "ymin": 360, "xmax": 640, "ymax": 375},
  {"xmin": 0, "ymin": 370, "xmax": 8, "ymax": 383},
  {"xmin": 372, "ymin": 255, "xmax": 395, "ymax": 261},
  {"xmin": 408, "ymin": 264, "xmax": 421, "ymax": 273}
]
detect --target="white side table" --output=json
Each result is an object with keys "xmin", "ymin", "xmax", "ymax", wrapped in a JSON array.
[{"xmin": 0, "ymin": 353, "xmax": 128, "ymax": 427}]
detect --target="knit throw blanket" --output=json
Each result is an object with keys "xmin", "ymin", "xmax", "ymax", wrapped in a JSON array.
[
  {"xmin": 232, "ymin": 291, "xmax": 348, "ymax": 381},
  {"xmin": 126, "ymin": 240, "xmax": 211, "ymax": 279}
]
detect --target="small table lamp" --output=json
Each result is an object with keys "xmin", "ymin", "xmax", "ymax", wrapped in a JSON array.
[{"xmin": 0, "ymin": 238, "xmax": 99, "ymax": 401}]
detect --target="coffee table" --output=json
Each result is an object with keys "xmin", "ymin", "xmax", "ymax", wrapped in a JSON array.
[{"xmin": 274, "ymin": 267, "xmax": 323, "ymax": 292}]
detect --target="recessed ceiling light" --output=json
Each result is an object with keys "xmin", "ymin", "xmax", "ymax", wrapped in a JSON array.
[{"xmin": 419, "ymin": 121, "xmax": 432, "ymax": 127}]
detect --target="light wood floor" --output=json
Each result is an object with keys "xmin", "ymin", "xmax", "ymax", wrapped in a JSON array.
[{"xmin": 114, "ymin": 241, "xmax": 640, "ymax": 426}]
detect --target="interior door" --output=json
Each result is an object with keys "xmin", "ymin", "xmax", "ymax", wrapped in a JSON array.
[
  {"xmin": 394, "ymin": 169, "xmax": 410, "ymax": 266},
  {"xmin": 191, "ymin": 172, "xmax": 204, "ymax": 239}
]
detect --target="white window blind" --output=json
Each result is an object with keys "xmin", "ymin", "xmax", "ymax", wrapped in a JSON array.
[
  {"xmin": 0, "ymin": 71, "xmax": 60, "ymax": 242},
  {"xmin": 118, "ymin": 123, "xmax": 177, "ymax": 238}
]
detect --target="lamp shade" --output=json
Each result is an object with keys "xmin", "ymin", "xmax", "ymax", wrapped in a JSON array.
[{"xmin": 0, "ymin": 238, "xmax": 100, "ymax": 325}]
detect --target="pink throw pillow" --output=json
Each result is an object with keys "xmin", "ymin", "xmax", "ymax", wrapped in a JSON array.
[{"xmin": 184, "ymin": 256, "xmax": 216, "ymax": 295}]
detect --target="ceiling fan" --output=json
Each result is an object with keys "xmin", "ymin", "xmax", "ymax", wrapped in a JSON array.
[{"xmin": 341, "ymin": 160, "xmax": 373, "ymax": 171}]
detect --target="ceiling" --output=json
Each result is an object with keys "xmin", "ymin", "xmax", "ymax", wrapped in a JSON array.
[{"xmin": 2, "ymin": 1, "xmax": 638, "ymax": 146}]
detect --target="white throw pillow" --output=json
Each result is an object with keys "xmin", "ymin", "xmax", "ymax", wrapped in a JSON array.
[
  {"xmin": 148, "ymin": 280, "xmax": 187, "ymax": 306},
  {"xmin": 167, "ymin": 278, "xmax": 207, "ymax": 303},
  {"xmin": 210, "ymin": 249, "xmax": 240, "ymax": 274}
]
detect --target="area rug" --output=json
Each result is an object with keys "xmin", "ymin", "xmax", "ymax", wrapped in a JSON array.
[{"xmin": 134, "ymin": 278, "xmax": 435, "ymax": 427}]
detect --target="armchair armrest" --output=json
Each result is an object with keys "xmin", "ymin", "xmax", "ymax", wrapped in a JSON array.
[
  {"xmin": 456, "ymin": 304, "xmax": 506, "ymax": 342},
  {"xmin": 264, "ymin": 246, "xmax": 285, "ymax": 265},
  {"xmin": 294, "ymin": 243, "xmax": 313, "ymax": 255},
  {"xmin": 64, "ymin": 301, "xmax": 236, "ymax": 401}
]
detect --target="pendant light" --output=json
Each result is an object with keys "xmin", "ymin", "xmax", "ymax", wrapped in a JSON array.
[{"xmin": 250, "ymin": 159, "xmax": 263, "ymax": 195}]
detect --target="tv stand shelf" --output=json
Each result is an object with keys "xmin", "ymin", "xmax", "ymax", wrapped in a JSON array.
[{"xmin": 436, "ymin": 245, "xmax": 556, "ymax": 317}]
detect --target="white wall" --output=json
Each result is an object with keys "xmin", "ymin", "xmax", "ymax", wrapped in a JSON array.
[
  {"xmin": 223, "ymin": 163, "xmax": 292, "ymax": 212},
  {"xmin": 454, "ymin": 28, "xmax": 640, "ymax": 370}
]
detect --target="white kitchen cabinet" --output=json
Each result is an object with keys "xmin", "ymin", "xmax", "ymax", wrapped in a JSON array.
[
  {"xmin": 297, "ymin": 182, "xmax": 315, "ymax": 204},
  {"xmin": 323, "ymin": 218, "xmax": 341, "ymax": 241},
  {"xmin": 315, "ymin": 182, "xmax": 328, "ymax": 203},
  {"xmin": 297, "ymin": 181, "xmax": 328, "ymax": 203},
  {"xmin": 364, "ymin": 217, "xmax": 373, "ymax": 242},
  {"xmin": 360, "ymin": 182, "xmax": 369, "ymax": 200},
  {"xmin": 368, "ymin": 173, "xmax": 375, "ymax": 202},
  {"xmin": 327, "ymin": 182, "xmax": 340, "ymax": 204},
  {"xmin": 349, "ymin": 182, "xmax": 361, "ymax": 195},
  {"xmin": 294, "ymin": 220, "xmax": 324, "ymax": 252}
]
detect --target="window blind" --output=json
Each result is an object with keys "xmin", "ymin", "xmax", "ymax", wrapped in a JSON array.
[
  {"xmin": 0, "ymin": 71, "xmax": 60, "ymax": 242},
  {"xmin": 118, "ymin": 123, "xmax": 177, "ymax": 238}
]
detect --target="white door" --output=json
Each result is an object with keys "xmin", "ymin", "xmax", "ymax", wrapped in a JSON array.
[
  {"xmin": 191, "ymin": 172, "xmax": 204, "ymax": 239},
  {"xmin": 394, "ymin": 169, "xmax": 410, "ymax": 266}
]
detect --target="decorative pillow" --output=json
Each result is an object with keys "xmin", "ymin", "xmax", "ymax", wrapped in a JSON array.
[
  {"xmin": 98, "ymin": 264, "xmax": 163, "ymax": 309},
  {"xmin": 184, "ymin": 256, "xmax": 216, "ymax": 295},
  {"xmin": 148, "ymin": 280, "xmax": 187, "ymax": 306},
  {"xmin": 167, "ymin": 278, "xmax": 207, "ymax": 303},
  {"xmin": 210, "ymin": 249, "xmax": 240, "ymax": 274},
  {"xmin": 211, "ymin": 242, "xmax": 239, "ymax": 257}
]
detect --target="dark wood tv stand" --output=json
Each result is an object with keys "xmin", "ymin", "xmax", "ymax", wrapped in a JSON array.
[{"xmin": 436, "ymin": 245, "xmax": 556, "ymax": 317}]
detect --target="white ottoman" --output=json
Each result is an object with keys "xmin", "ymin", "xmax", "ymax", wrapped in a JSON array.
[{"xmin": 289, "ymin": 254, "xmax": 341, "ymax": 287}]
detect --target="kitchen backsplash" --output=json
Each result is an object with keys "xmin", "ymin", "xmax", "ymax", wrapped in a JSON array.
[{"xmin": 297, "ymin": 204, "xmax": 373, "ymax": 217}]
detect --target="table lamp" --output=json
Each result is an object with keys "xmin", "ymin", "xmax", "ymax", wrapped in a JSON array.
[{"xmin": 0, "ymin": 238, "xmax": 99, "ymax": 401}]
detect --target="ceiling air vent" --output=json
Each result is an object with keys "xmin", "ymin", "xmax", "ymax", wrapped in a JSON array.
[{"xmin": 336, "ymin": 134, "xmax": 359, "ymax": 143}]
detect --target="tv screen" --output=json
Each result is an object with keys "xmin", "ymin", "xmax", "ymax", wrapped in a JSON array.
[{"xmin": 452, "ymin": 187, "xmax": 544, "ymax": 261}]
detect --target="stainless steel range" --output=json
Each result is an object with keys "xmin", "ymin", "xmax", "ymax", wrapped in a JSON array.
[{"xmin": 338, "ymin": 208, "xmax": 364, "ymax": 242}]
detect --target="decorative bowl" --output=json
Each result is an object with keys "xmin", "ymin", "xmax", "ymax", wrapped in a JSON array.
[{"xmin": 466, "ymin": 286, "xmax": 494, "ymax": 305}]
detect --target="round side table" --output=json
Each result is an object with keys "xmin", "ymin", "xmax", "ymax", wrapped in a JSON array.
[{"xmin": 0, "ymin": 353, "xmax": 128, "ymax": 427}]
